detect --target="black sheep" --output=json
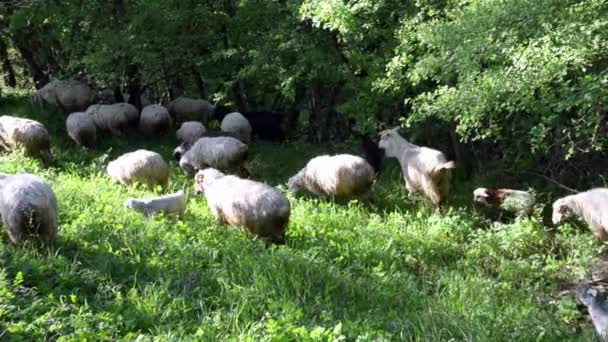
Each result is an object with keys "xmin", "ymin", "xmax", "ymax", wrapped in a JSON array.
[{"xmin": 213, "ymin": 106, "xmax": 286, "ymax": 142}]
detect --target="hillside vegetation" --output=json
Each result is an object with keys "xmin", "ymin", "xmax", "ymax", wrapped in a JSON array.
[{"xmin": 0, "ymin": 98, "xmax": 602, "ymax": 340}]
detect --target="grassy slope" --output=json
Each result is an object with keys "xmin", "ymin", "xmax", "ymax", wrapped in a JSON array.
[{"xmin": 0, "ymin": 97, "xmax": 603, "ymax": 341}]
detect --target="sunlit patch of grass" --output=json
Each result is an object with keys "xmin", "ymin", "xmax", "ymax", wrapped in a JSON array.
[{"xmin": 0, "ymin": 98, "xmax": 601, "ymax": 340}]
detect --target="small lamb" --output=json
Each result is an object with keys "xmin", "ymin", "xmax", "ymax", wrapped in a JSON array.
[
  {"xmin": 195, "ymin": 168, "xmax": 290, "ymax": 243},
  {"xmin": 287, "ymin": 154, "xmax": 375, "ymax": 200},
  {"xmin": 378, "ymin": 126, "xmax": 455, "ymax": 209},
  {"xmin": 552, "ymin": 188, "xmax": 608, "ymax": 242},
  {"xmin": 473, "ymin": 188, "xmax": 536, "ymax": 217},
  {"xmin": 124, "ymin": 190, "xmax": 188, "ymax": 218}
]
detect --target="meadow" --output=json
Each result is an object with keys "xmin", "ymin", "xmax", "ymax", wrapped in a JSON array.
[{"xmin": 0, "ymin": 97, "xmax": 603, "ymax": 341}]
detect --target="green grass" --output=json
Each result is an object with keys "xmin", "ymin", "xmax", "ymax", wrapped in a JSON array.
[{"xmin": 0, "ymin": 96, "xmax": 604, "ymax": 340}]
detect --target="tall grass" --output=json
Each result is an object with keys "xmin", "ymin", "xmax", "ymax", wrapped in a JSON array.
[{"xmin": 0, "ymin": 97, "xmax": 602, "ymax": 340}]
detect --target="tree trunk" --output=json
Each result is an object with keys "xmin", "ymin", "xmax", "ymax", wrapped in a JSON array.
[
  {"xmin": 448, "ymin": 126, "xmax": 471, "ymax": 177},
  {"xmin": 0, "ymin": 38, "xmax": 16, "ymax": 87},
  {"xmin": 308, "ymin": 80, "xmax": 323, "ymax": 143},
  {"xmin": 192, "ymin": 68, "xmax": 207, "ymax": 99},
  {"xmin": 12, "ymin": 38, "xmax": 48, "ymax": 89},
  {"xmin": 126, "ymin": 63, "xmax": 142, "ymax": 111}
]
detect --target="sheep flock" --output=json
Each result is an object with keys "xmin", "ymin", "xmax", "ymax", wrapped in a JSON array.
[{"xmin": 2, "ymin": 79, "xmax": 608, "ymax": 339}]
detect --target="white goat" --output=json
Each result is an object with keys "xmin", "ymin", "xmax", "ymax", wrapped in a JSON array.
[{"xmin": 378, "ymin": 127, "xmax": 455, "ymax": 209}]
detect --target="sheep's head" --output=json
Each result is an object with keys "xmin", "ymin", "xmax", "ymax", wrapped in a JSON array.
[
  {"xmin": 124, "ymin": 198, "xmax": 137, "ymax": 209},
  {"xmin": 473, "ymin": 188, "xmax": 491, "ymax": 206},
  {"xmin": 173, "ymin": 142, "xmax": 191, "ymax": 162},
  {"xmin": 287, "ymin": 170, "xmax": 304, "ymax": 192},
  {"xmin": 552, "ymin": 197, "xmax": 573, "ymax": 224},
  {"xmin": 378, "ymin": 126, "xmax": 406, "ymax": 158},
  {"xmin": 575, "ymin": 285, "xmax": 605, "ymax": 307},
  {"xmin": 194, "ymin": 168, "xmax": 224, "ymax": 194}
]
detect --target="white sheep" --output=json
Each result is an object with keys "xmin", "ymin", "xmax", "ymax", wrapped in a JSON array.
[
  {"xmin": 378, "ymin": 127, "xmax": 455, "ymax": 209},
  {"xmin": 221, "ymin": 112, "xmax": 252, "ymax": 144},
  {"xmin": 575, "ymin": 285, "xmax": 608, "ymax": 340},
  {"xmin": 124, "ymin": 190, "xmax": 188, "ymax": 218},
  {"xmin": 287, "ymin": 154, "xmax": 375, "ymax": 200},
  {"xmin": 139, "ymin": 104, "xmax": 172, "ymax": 136},
  {"xmin": 66, "ymin": 111, "xmax": 96, "ymax": 148},
  {"xmin": 473, "ymin": 188, "xmax": 536, "ymax": 217},
  {"xmin": 0, "ymin": 173, "xmax": 58, "ymax": 244},
  {"xmin": 86, "ymin": 103, "xmax": 136, "ymax": 136},
  {"xmin": 552, "ymin": 188, "xmax": 608, "ymax": 242},
  {"xmin": 107, "ymin": 149, "xmax": 169, "ymax": 189},
  {"xmin": 176, "ymin": 121, "xmax": 206, "ymax": 144},
  {"xmin": 0, "ymin": 115, "xmax": 51, "ymax": 162},
  {"xmin": 194, "ymin": 168, "xmax": 290, "ymax": 243},
  {"xmin": 167, "ymin": 97, "xmax": 215, "ymax": 124},
  {"xmin": 31, "ymin": 80, "xmax": 95, "ymax": 113},
  {"xmin": 179, "ymin": 136, "xmax": 248, "ymax": 176}
]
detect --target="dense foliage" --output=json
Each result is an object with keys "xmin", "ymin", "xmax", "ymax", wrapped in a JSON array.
[{"xmin": 1, "ymin": 0, "xmax": 607, "ymax": 185}]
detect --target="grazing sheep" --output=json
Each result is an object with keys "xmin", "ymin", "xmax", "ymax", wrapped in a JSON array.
[
  {"xmin": 176, "ymin": 121, "xmax": 206, "ymax": 144},
  {"xmin": 473, "ymin": 188, "xmax": 536, "ymax": 217},
  {"xmin": 86, "ymin": 103, "xmax": 138, "ymax": 135},
  {"xmin": 124, "ymin": 190, "xmax": 188, "ymax": 218},
  {"xmin": 575, "ymin": 285, "xmax": 608, "ymax": 340},
  {"xmin": 31, "ymin": 80, "xmax": 95, "ymax": 113},
  {"xmin": 66, "ymin": 112, "xmax": 96, "ymax": 148},
  {"xmin": 139, "ymin": 104, "xmax": 172, "ymax": 136},
  {"xmin": 172, "ymin": 131, "xmax": 242, "ymax": 161},
  {"xmin": 378, "ymin": 127, "xmax": 455, "ymax": 209},
  {"xmin": 0, "ymin": 173, "xmax": 58, "ymax": 244},
  {"xmin": 107, "ymin": 150, "xmax": 169, "ymax": 189},
  {"xmin": 214, "ymin": 106, "xmax": 286, "ymax": 141},
  {"xmin": 178, "ymin": 136, "xmax": 248, "ymax": 176},
  {"xmin": 221, "ymin": 112, "xmax": 252, "ymax": 144},
  {"xmin": 552, "ymin": 188, "xmax": 608, "ymax": 242},
  {"xmin": 168, "ymin": 97, "xmax": 215, "ymax": 124},
  {"xmin": 287, "ymin": 154, "xmax": 375, "ymax": 200},
  {"xmin": 0, "ymin": 115, "xmax": 51, "ymax": 162},
  {"xmin": 194, "ymin": 168, "xmax": 290, "ymax": 243}
]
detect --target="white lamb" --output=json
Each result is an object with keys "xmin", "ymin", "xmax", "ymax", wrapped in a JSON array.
[
  {"xmin": 221, "ymin": 112, "xmax": 252, "ymax": 144},
  {"xmin": 107, "ymin": 149, "xmax": 169, "ymax": 189},
  {"xmin": 178, "ymin": 136, "xmax": 248, "ymax": 176},
  {"xmin": 195, "ymin": 168, "xmax": 290, "ymax": 243},
  {"xmin": 552, "ymin": 188, "xmax": 608, "ymax": 242},
  {"xmin": 287, "ymin": 154, "xmax": 375, "ymax": 200},
  {"xmin": 167, "ymin": 97, "xmax": 215, "ymax": 124},
  {"xmin": 176, "ymin": 121, "xmax": 206, "ymax": 144},
  {"xmin": 66, "ymin": 111, "xmax": 96, "ymax": 148},
  {"xmin": 0, "ymin": 173, "xmax": 58, "ymax": 244},
  {"xmin": 378, "ymin": 127, "xmax": 455, "ymax": 209},
  {"xmin": 124, "ymin": 190, "xmax": 188, "ymax": 218},
  {"xmin": 0, "ymin": 115, "xmax": 51, "ymax": 162},
  {"xmin": 139, "ymin": 104, "xmax": 172, "ymax": 136}
]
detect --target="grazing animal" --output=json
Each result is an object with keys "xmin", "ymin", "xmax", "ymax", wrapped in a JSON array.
[
  {"xmin": 167, "ymin": 97, "xmax": 215, "ymax": 124},
  {"xmin": 0, "ymin": 173, "xmax": 58, "ymax": 244},
  {"xmin": 0, "ymin": 115, "xmax": 51, "ymax": 162},
  {"xmin": 194, "ymin": 168, "xmax": 290, "ymax": 243},
  {"xmin": 176, "ymin": 121, "xmax": 206, "ymax": 144},
  {"xmin": 287, "ymin": 154, "xmax": 375, "ymax": 200},
  {"xmin": 172, "ymin": 131, "xmax": 242, "ymax": 161},
  {"xmin": 139, "ymin": 104, "xmax": 172, "ymax": 136},
  {"xmin": 66, "ymin": 111, "xmax": 96, "ymax": 148},
  {"xmin": 107, "ymin": 150, "xmax": 169, "ymax": 189},
  {"xmin": 552, "ymin": 188, "xmax": 608, "ymax": 242},
  {"xmin": 214, "ymin": 106, "xmax": 286, "ymax": 141},
  {"xmin": 378, "ymin": 126, "xmax": 455, "ymax": 209},
  {"xmin": 31, "ymin": 80, "xmax": 95, "ymax": 113},
  {"xmin": 575, "ymin": 285, "xmax": 608, "ymax": 341},
  {"xmin": 221, "ymin": 112, "xmax": 252, "ymax": 144},
  {"xmin": 473, "ymin": 188, "xmax": 536, "ymax": 217},
  {"xmin": 86, "ymin": 103, "xmax": 138, "ymax": 135},
  {"xmin": 178, "ymin": 136, "xmax": 248, "ymax": 176},
  {"xmin": 124, "ymin": 190, "xmax": 188, "ymax": 218}
]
